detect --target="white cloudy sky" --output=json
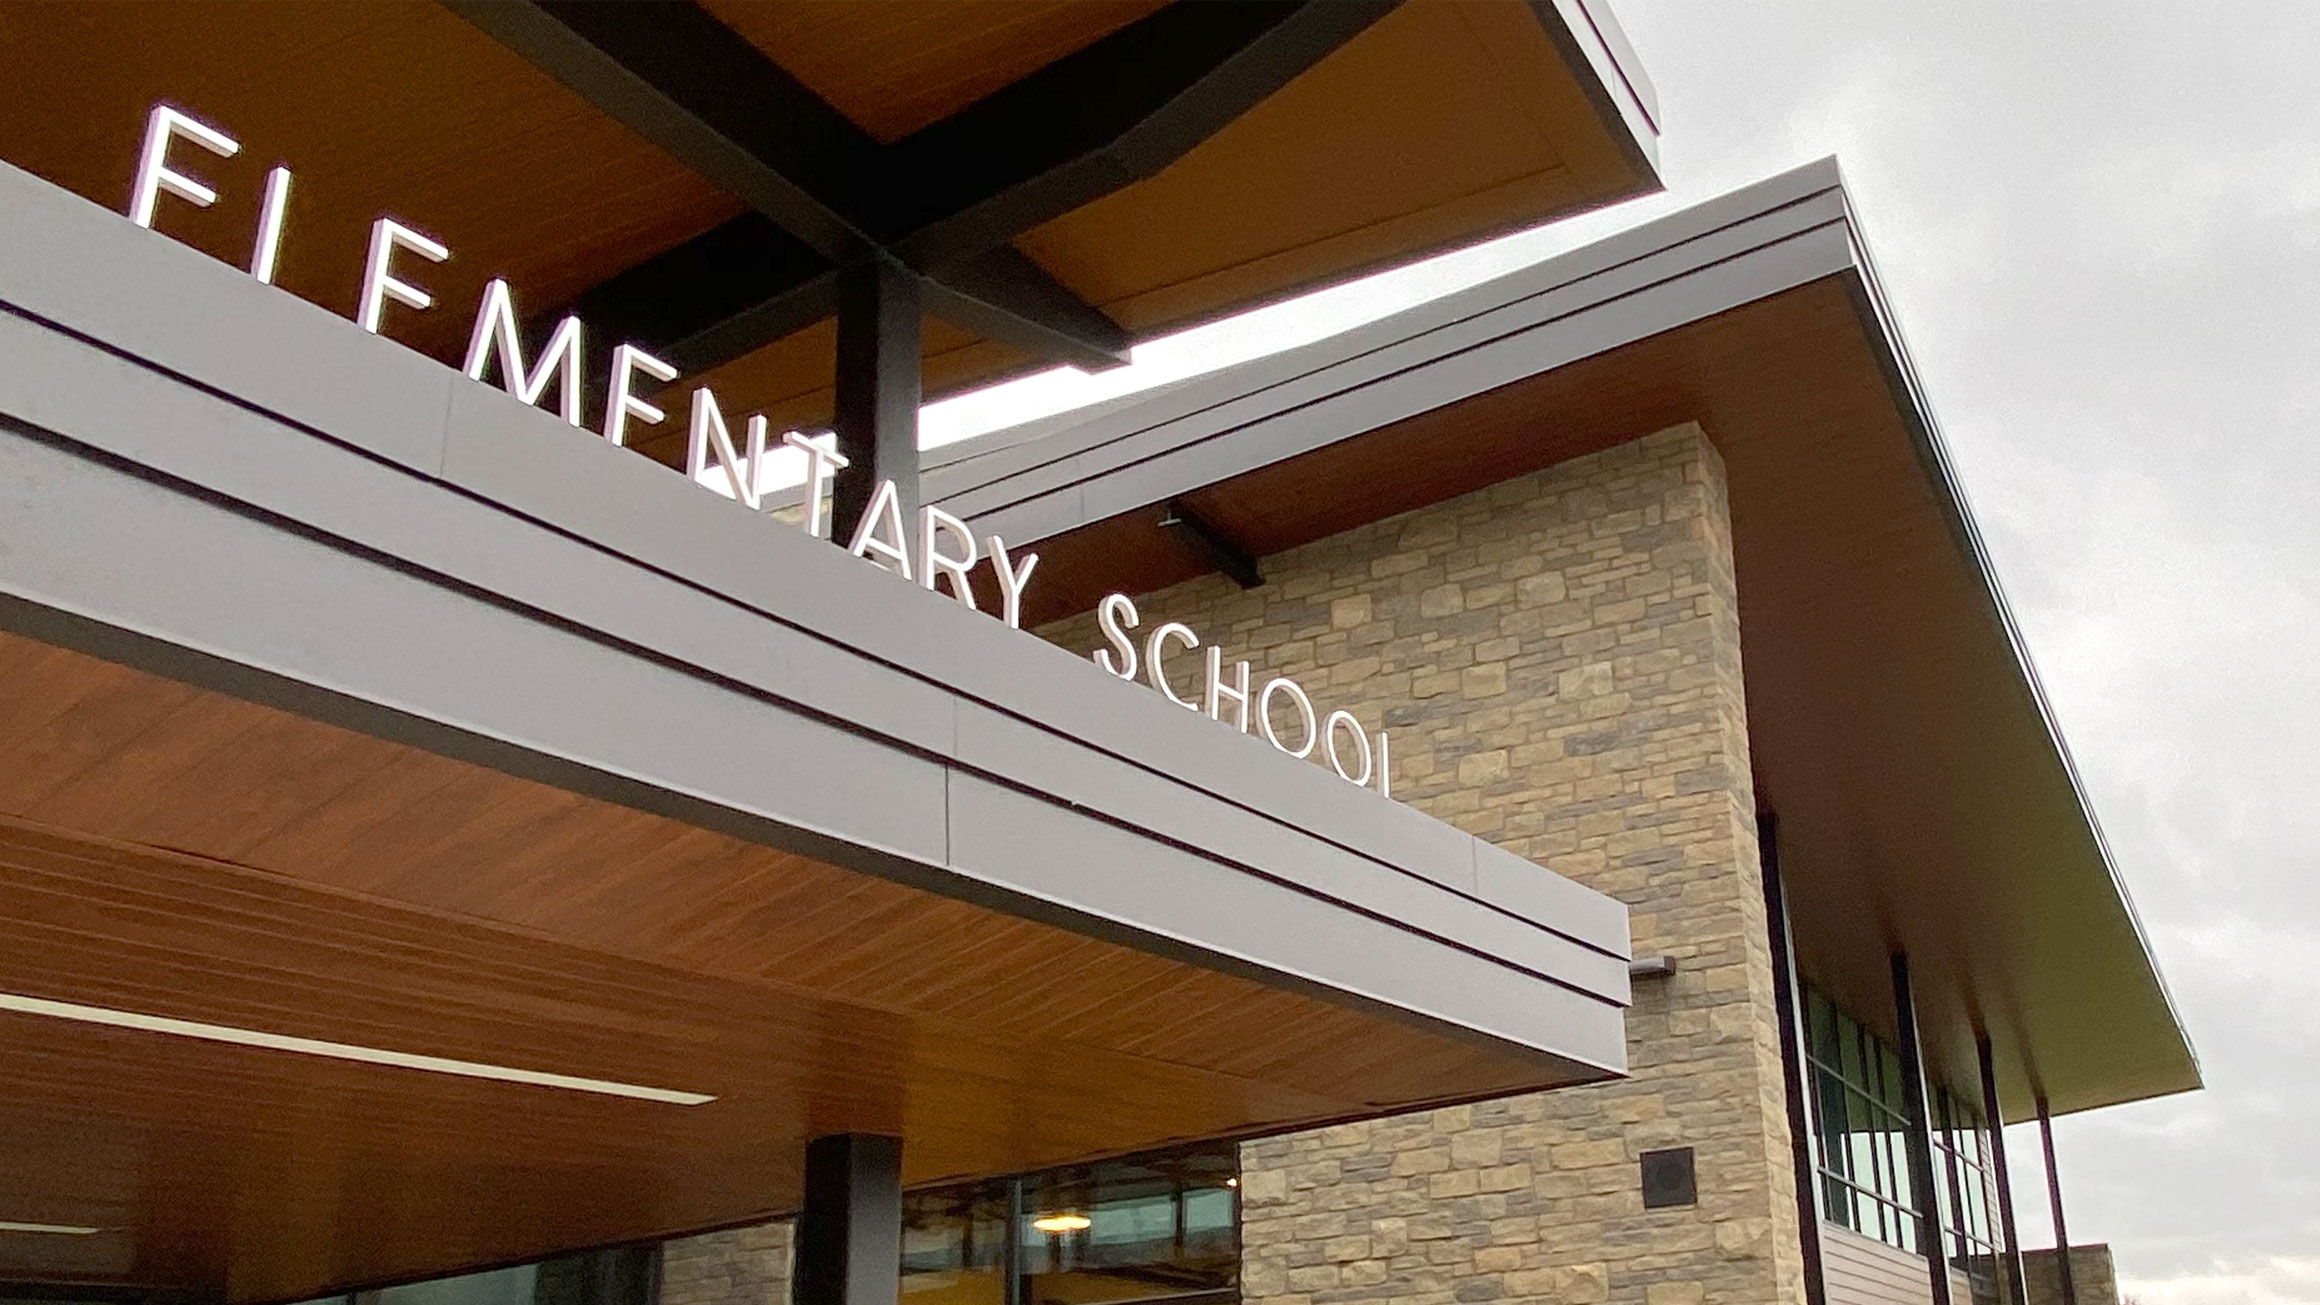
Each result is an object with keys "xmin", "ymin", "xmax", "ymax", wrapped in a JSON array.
[{"xmin": 915, "ymin": 4, "xmax": 2320, "ymax": 1302}]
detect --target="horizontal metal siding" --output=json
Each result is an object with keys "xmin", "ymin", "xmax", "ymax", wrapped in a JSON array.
[{"xmin": 1822, "ymin": 1223, "xmax": 1934, "ymax": 1305}]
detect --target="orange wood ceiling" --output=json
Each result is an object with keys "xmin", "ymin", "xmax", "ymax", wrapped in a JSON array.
[
  {"xmin": 0, "ymin": 1, "xmax": 1653, "ymax": 469},
  {"xmin": 0, "ymin": 629, "xmax": 1553, "ymax": 1303}
]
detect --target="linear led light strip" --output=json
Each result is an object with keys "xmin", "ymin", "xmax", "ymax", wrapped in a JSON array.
[
  {"xmin": 0, "ymin": 1220, "xmax": 102, "ymax": 1235},
  {"xmin": 0, "ymin": 992, "xmax": 716, "ymax": 1106}
]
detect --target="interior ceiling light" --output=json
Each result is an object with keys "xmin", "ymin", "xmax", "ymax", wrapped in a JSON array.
[
  {"xmin": 0, "ymin": 1221, "xmax": 102, "ymax": 1235},
  {"xmin": 0, "ymin": 992, "xmax": 716, "ymax": 1106},
  {"xmin": 1031, "ymin": 1214, "xmax": 1093, "ymax": 1234}
]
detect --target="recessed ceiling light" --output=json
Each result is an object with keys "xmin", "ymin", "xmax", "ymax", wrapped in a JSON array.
[
  {"xmin": 1225, "ymin": 1178, "xmax": 1239, "ymax": 1188},
  {"xmin": 0, "ymin": 992, "xmax": 715, "ymax": 1106},
  {"xmin": 0, "ymin": 1221, "xmax": 102, "ymax": 1236},
  {"xmin": 1030, "ymin": 1214, "xmax": 1092, "ymax": 1234}
]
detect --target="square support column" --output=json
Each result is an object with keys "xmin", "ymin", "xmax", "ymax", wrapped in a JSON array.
[
  {"xmin": 1890, "ymin": 953, "xmax": 1954, "ymax": 1305},
  {"xmin": 792, "ymin": 1133, "xmax": 904, "ymax": 1305},
  {"xmin": 1978, "ymin": 1035, "xmax": 2030, "ymax": 1305},
  {"xmin": 2038, "ymin": 1098, "xmax": 2080, "ymax": 1305},
  {"xmin": 830, "ymin": 257, "xmax": 922, "ymax": 547}
]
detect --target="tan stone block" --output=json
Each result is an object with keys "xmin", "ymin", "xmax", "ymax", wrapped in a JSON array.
[
  {"xmin": 1241, "ymin": 1168, "xmax": 1290, "ymax": 1204},
  {"xmin": 1323, "ymin": 1235, "xmax": 1372, "ymax": 1263},
  {"xmin": 1560, "ymin": 1264, "xmax": 1612, "ymax": 1304},
  {"xmin": 1288, "ymin": 1159, "xmax": 1343, "ymax": 1188},
  {"xmin": 1285, "ymin": 1265, "xmax": 1341, "ymax": 1292},
  {"xmin": 1713, "ymin": 1217, "xmax": 1772, "ymax": 1261},
  {"xmin": 1462, "ymin": 662, "xmax": 1508, "ymax": 698},
  {"xmin": 1549, "ymin": 1139, "xmax": 1629, "ymax": 1170},
  {"xmin": 1478, "ymin": 1163, "xmax": 1532, "ymax": 1193},
  {"xmin": 1428, "ymin": 1169, "xmax": 1480, "ymax": 1199},
  {"xmin": 1516, "ymin": 572, "xmax": 1569, "ymax": 606},
  {"xmin": 1643, "ymin": 1281, "xmax": 1705, "ymax": 1305},
  {"xmin": 1392, "ymin": 1147, "xmax": 1453, "ymax": 1178},
  {"xmin": 1457, "ymin": 750, "xmax": 1510, "ymax": 786},
  {"xmin": 1471, "ymin": 1246, "xmax": 1524, "ymax": 1274},
  {"xmin": 1371, "ymin": 1216, "xmax": 1410, "ymax": 1257},
  {"xmin": 1447, "ymin": 1129, "xmax": 1503, "ymax": 1168},
  {"xmin": 1331, "ymin": 594, "xmax": 1373, "ymax": 629},
  {"xmin": 1419, "ymin": 582, "xmax": 1465, "ymax": 617}
]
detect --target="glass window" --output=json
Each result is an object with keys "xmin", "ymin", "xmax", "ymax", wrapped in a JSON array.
[
  {"xmin": 1933, "ymin": 1089, "xmax": 2003, "ymax": 1304},
  {"xmin": 1800, "ymin": 986, "xmax": 1920, "ymax": 1255},
  {"xmin": 1801, "ymin": 984, "xmax": 2007, "ymax": 1298},
  {"xmin": 902, "ymin": 1144, "xmax": 1238, "ymax": 1305}
]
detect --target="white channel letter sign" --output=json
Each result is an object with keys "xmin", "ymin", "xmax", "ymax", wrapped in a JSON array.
[{"xmin": 114, "ymin": 101, "xmax": 1393, "ymax": 797}]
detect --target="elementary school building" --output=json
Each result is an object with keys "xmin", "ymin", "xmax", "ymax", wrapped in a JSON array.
[{"xmin": 0, "ymin": 9, "xmax": 2193, "ymax": 1305}]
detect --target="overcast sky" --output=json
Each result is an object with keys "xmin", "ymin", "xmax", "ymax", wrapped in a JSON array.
[{"xmin": 917, "ymin": 4, "xmax": 2320, "ymax": 1302}]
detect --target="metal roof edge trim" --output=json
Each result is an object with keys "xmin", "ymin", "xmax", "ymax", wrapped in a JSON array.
[
  {"xmin": 1830, "ymin": 191, "xmax": 2203, "ymax": 1109},
  {"xmin": 1533, "ymin": 0, "xmax": 1661, "ymax": 176}
]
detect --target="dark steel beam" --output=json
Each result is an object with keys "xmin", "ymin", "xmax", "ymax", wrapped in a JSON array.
[
  {"xmin": 881, "ymin": 0, "xmax": 1404, "ymax": 266},
  {"xmin": 1980, "ymin": 1035, "xmax": 2030, "ymax": 1305},
  {"xmin": 553, "ymin": 214, "xmax": 835, "ymax": 375},
  {"xmin": 792, "ymin": 1134, "xmax": 903, "ymax": 1305},
  {"xmin": 1890, "ymin": 953, "xmax": 1955, "ymax": 1305},
  {"xmin": 456, "ymin": 0, "xmax": 1395, "ymax": 375},
  {"xmin": 2037, "ymin": 1098, "xmax": 2080, "ymax": 1305},
  {"xmin": 830, "ymin": 258, "xmax": 923, "ymax": 545},
  {"xmin": 1759, "ymin": 814, "xmax": 1829, "ymax": 1305},
  {"xmin": 443, "ymin": 1, "xmax": 882, "ymax": 260},
  {"xmin": 1160, "ymin": 500, "xmax": 1262, "ymax": 589},
  {"xmin": 447, "ymin": 0, "xmax": 1134, "ymax": 373},
  {"xmin": 921, "ymin": 246, "xmax": 1132, "ymax": 370}
]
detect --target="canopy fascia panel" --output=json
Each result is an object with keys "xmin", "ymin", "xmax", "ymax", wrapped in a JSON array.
[{"xmin": 0, "ymin": 163, "xmax": 1629, "ymax": 1301}]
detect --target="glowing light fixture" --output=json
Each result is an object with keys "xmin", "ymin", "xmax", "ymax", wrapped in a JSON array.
[
  {"xmin": 0, "ymin": 992, "xmax": 716, "ymax": 1106},
  {"xmin": 1031, "ymin": 1214, "xmax": 1092, "ymax": 1234},
  {"xmin": 0, "ymin": 1221, "xmax": 102, "ymax": 1236}
]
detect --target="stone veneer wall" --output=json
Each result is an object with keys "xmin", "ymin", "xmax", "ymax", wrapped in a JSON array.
[
  {"xmin": 654, "ymin": 423, "xmax": 1802, "ymax": 1305},
  {"xmin": 2020, "ymin": 1247, "xmax": 2119, "ymax": 1305},
  {"xmin": 1041, "ymin": 424, "xmax": 1802, "ymax": 1305},
  {"xmin": 659, "ymin": 1223, "xmax": 792, "ymax": 1305}
]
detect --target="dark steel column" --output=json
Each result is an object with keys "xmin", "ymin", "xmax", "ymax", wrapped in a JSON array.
[
  {"xmin": 1003, "ymin": 1176, "xmax": 1026, "ymax": 1305},
  {"xmin": 792, "ymin": 1133, "xmax": 904, "ymax": 1305},
  {"xmin": 1890, "ymin": 954, "xmax": 1954, "ymax": 1305},
  {"xmin": 1758, "ymin": 814, "xmax": 1829, "ymax": 1305},
  {"xmin": 1979, "ymin": 1035, "xmax": 2030, "ymax": 1305},
  {"xmin": 2038, "ymin": 1098, "xmax": 2080, "ymax": 1305},
  {"xmin": 830, "ymin": 256, "xmax": 922, "ymax": 546}
]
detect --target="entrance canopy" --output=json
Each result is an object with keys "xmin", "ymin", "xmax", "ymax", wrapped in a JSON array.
[{"xmin": 0, "ymin": 163, "xmax": 1629, "ymax": 1302}]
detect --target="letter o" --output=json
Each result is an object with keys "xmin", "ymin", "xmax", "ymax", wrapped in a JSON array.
[
  {"xmin": 1323, "ymin": 710, "xmax": 1373, "ymax": 787},
  {"xmin": 1258, "ymin": 677, "xmax": 1317, "ymax": 759}
]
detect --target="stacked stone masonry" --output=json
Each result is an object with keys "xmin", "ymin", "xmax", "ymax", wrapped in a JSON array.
[
  {"xmin": 1043, "ymin": 424, "xmax": 1803, "ymax": 1305},
  {"xmin": 659, "ymin": 1222, "xmax": 792, "ymax": 1305},
  {"xmin": 656, "ymin": 423, "xmax": 1805, "ymax": 1305},
  {"xmin": 2021, "ymin": 1247, "xmax": 2119, "ymax": 1305}
]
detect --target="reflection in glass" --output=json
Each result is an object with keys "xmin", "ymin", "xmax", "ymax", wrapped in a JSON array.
[{"xmin": 904, "ymin": 1144, "xmax": 1238, "ymax": 1305}]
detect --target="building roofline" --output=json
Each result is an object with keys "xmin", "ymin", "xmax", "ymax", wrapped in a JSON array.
[{"xmin": 928, "ymin": 157, "xmax": 2198, "ymax": 1119}]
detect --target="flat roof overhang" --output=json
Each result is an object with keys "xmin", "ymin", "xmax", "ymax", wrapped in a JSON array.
[
  {"xmin": 0, "ymin": 164, "xmax": 1630, "ymax": 1302},
  {"xmin": 922, "ymin": 159, "xmax": 2202, "ymax": 1124},
  {"xmin": 0, "ymin": 0, "xmax": 1659, "ymax": 467}
]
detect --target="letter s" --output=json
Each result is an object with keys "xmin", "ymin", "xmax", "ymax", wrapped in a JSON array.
[{"xmin": 1094, "ymin": 593, "xmax": 1140, "ymax": 679}]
